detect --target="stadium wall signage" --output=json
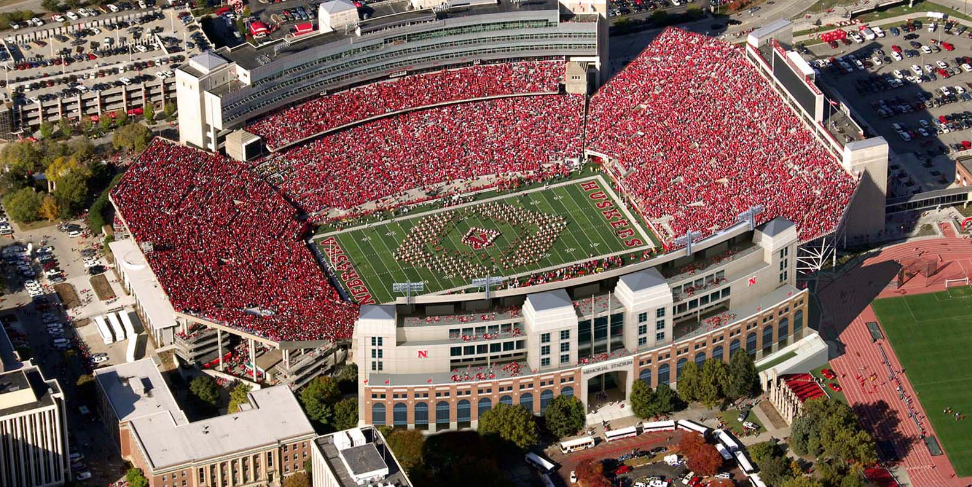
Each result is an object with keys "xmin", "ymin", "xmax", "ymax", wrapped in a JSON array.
[
  {"xmin": 579, "ymin": 180, "xmax": 646, "ymax": 248},
  {"xmin": 319, "ymin": 236, "xmax": 376, "ymax": 305}
]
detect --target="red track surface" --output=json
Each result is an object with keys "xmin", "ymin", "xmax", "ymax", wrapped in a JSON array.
[{"xmin": 821, "ymin": 236, "xmax": 972, "ymax": 487}]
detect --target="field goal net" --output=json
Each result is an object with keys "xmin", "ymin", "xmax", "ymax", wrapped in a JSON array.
[{"xmin": 945, "ymin": 277, "xmax": 972, "ymax": 297}]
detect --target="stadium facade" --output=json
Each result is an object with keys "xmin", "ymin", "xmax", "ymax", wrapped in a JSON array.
[{"xmin": 175, "ymin": 0, "xmax": 608, "ymax": 152}]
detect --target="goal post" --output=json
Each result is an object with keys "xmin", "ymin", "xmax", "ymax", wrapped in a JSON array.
[{"xmin": 945, "ymin": 277, "xmax": 970, "ymax": 288}]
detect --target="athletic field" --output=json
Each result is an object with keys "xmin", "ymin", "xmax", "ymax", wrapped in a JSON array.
[
  {"xmin": 872, "ymin": 286, "xmax": 972, "ymax": 476},
  {"xmin": 314, "ymin": 176, "xmax": 656, "ymax": 304}
]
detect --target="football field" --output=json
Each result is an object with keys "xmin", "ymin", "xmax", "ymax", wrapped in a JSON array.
[
  {"xmin": 314, "ymin": 176, "xmax": 656, "ymax": 305},
  {"xmin": 872, "ymin": 286, "xmax": 972, "ymax": 476}
]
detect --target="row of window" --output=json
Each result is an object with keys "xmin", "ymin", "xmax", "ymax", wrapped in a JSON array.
[
  {"xmin": 372, "ymin": 387, "xmax": 575, "ymax": 425},
  {"xmin": 450, "ymin": 339, "xmax": 525, "ymax": 357}
]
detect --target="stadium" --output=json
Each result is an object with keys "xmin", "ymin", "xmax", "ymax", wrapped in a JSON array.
[{"xmin": 108, "ymin": 7, "xmax": 890, "ymax": 430}]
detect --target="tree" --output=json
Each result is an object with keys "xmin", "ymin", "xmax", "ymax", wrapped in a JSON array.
[
  {"xmin": 333, "ymin": 397, "xmax": 358, "ymax": 430},
  {"xmin": 126, "ymin": 468, "xmax": 149, "ymax": 487},
  {"xmin": 478, "ymin": 403, "xmax": 539, "ymax": 450},
  {"xmin": 190, "ymin": 375, "xmax": 220, "ymax": 406},
  {"xmin": 113, "ymin": 122, "xmax": 152, "ymax": 153},
  {"xmin": 46, "ymin": 155, "xmax": 83, "ymax": 184},
  {"xmin": 650, "ymin": 10, "xmax": 668, "ymax": 24},
  {"xmin": 58, "ymin": 117, "xmax": 72, "ymax": 137},
  {"xmin": 53, "ymin": 172, "xmax": 89, "ymax": 218},
  {"xmin": 385, "ymin": 429, "xmax": 425, "ymax": 473},
  {"xmin": 1, "ymin": 141, "xmax": 43, "ymax": 173},
  {"xmin": 3, "ymin": 188, "xmax": 43, "ymax": 223},
  {"xmin": 144, "ymin": 102, "xmax": 155, "ymax": 123},
  {"xmin": 748, "ymin": 441, "xmax": 784, "ymax": 464},
  {"xmin": 38, "ymin": 195, "xmax": 59, "ymax": 221},
  {"xmin": 575, "ymin": 458, "xmax": 609, "ymax": 486},
  {"xmin": 99, "ymin": 116, "xmax": 113, "ymax": 133},
  {"xmin": 757, "ymin": 456, "xmax": 794, "ymax": 486},
  {"xmin": 64, "ymin": 0, "xmax": 81, "ymax": 9},
  {"xmin": 338, "ymin": 362, "xmax": 358, "ymax": 383},
  {"xmin": 282, "ymin": 472, "xmax": 310, "ymax": 487},
  {"xmin": 227, "ymin": 382, "xmax": 252, "ymax": 413},
  {"xmin": 79, "ymin": 117, "xmax": 92, "ymax": 134},
  {"xmin": 164, "ymin": 101, "xmax": 176, "ymax": 119},
  {"xmin": 116, "ymin": 111, "xmax": 129, "ymax": 127},
  {"xmin": 41, "ymin": 0, "xmax": 60, "ymax": 12},
  {"xmin": 698, "ymin": 358, "xmax": 730, "ymax": 408},
  {"xmin": 39, "ymin": 121, "xmax": 54, "ymax": 139},
  {"xmin": 726, "ymin": 351, "xmax": 760, "ymax": 401},
  {"xmin": 788, "ymin": 398, "xmax": 876, "ymax": 465},
  {"xmin": 300, "ymin": 376, "xmax": 341, "ymax": 427},
  {"xmin": 678, "ymin": 433, "xmax": 722, "ymax": 476},
  {"xmin": 676, "ymin": 362, "xmax": 701, "ymax": 403},
  {"xmin": 630, "ymin": 379, "xmax": 656, "ymax": 419},
  {"xmin": 543, "ymin": 395, "xmax": 586, "ymax": 438},
  {"xmin": 653, "ymin": 383, "xmax": 680, "ymax": 414},
  {"xmin": 780, "ymin": 478, "xmax": 825, "ymax": 487}
]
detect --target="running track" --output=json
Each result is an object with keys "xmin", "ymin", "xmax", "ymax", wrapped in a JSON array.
[{"xmin": 821, "ymin": 236, "xmax": 972, "ymax": 487}]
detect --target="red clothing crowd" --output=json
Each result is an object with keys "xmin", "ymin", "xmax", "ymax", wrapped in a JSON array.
[
  {"xmin": 247, "ymin": 61, "xmax": 564, "ymax": 150},
  {"xmin": 259, "ymin": 94, "xmax": 585, "ymax": 217},
  {"xmin": 111, "ymin": 139, "xmax": 359, "ymax": 342},
  {"xmin": 586, "ymin": 28, "xmax": 857, "ymax": 243}
]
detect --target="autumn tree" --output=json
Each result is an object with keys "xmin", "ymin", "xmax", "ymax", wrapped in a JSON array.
[
  {"xmin": 38, "ymin": 195, "xmax": 59, "ymax": 221},
  {"xmin": 678, "ymin": 432, "xmax": 723, "ymax": 476}
]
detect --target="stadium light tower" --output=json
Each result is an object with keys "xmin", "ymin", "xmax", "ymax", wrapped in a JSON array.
[
  {"xmin": 471, "ymin": 276, "xmax": 505, "ymax": 300},
  {"xmin": 675, "ymin": 230, "xmax": 702, "ymax": 256},
  {"xmin": 737, "ymin": 205, "xmax": 766, "ymax": 231},
  {"xmin": 392, "ymin": 282, "xmax": 425, "ymax": 305}
]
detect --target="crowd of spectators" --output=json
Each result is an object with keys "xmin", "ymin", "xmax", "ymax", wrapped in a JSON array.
[
  {"xmin": 111, "ymin": 139, "xmax": 359, "ymax": 342},
  {"xmin": 260, "ymin": 94, "xmax": 585, "ymax": 217},
  {"xmin": 248, "ymin": 61, "xmax": 565, "ymax": 149},
  {"xmin": 586, "ymin": 28, "xmax": 857, "ymax": 243}
]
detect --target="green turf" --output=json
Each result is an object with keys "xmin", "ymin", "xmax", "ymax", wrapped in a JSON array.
[
  {"xmin": 872, "ymin": 289, "xmax": 972, "ymax": 476},
  {"xmin": 315, "ymin": 176, "xmax": 656, "ymax": 304}
]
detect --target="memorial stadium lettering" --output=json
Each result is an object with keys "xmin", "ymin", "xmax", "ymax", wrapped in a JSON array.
[
  {"xmin": 582, "ymin": 358, "xmax": 633, "ymax": 377},
  {"xmin": 579, "ymin": 181, "xmax": 645, "ymax": 248},
  {"xmin": 319, "ymin": 237, "xmax": 376, "ymax": 305}
]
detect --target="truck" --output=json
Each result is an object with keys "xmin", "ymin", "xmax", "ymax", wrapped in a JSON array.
[
  {"xmin": 293, "ymin": 22, "xmax": 313, "ymax": 36},
  {"xmin": 861, "ymin": 27, "xmax": 876, "ymax": 40}
]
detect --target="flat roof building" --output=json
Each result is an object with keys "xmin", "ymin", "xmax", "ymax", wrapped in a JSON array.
[
  {"xmin": 311, "ymin": 426, "xmax": 413, "ymax": 487},
  {"xmin": 0, "ymin": 365, "xmax": 69, "ymax": 487}
]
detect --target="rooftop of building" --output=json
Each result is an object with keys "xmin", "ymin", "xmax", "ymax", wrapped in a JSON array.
[
  {"xmin": 109, "ymin": 239, "xmax": 178, "ymax": 331},
  {"xmin": 93, "ymin": 358, "xmax": 188, "ymax": 426},
  {"xmin": 0, "ymin": 366, "xmax": 60, "ymax": 416},
  {"xmin": 0, "ymin": 323, "xmax": 21, "ymax": 372},
  {"xmin": 316, "ymin": 427, "xmax": 412, "ymax": 487},
  {"xmin": 130, "ymin": 385, "xmax": 315, "ymax": 470},
  {"xmin": 216, "ymin": 0, "xmax": 561, "ymax": 71}
]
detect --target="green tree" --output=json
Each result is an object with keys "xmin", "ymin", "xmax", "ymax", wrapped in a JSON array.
[
  {"xmin": 144, "ymin": 103, "xmax": 155, "ymax": 123},
  {"xmin": 300, "ymin": 376, "xmax": 341, "ymax": 427},
  {"xmin": 385, "ymin": 429, "xmax": 425, "ymax": 473},
  {"xmin": 1, "ymin": 140, "xmax": 43, "ymax": 173},
  {"xmin": 282, "ymin": 472, "xmax": 310, "ymax": 487},
  {"xmin": 3, "ymin": 188, "xmax": 43, "ymax": 223},
  {"xmin": 650, "ymin": 10, "xmax": 668, "ymax": 24},
  {"xmin": 59, "ymin": 118, "xmax": 72, "ymax": 137},
  {"xmin": 227, "ymin": 382, "xmax": 252, "ymax": 413},
  {"xmin": 780, "ymin": 478, "xmax": 825, "ymax": 487},
  {"xmin": 630, "ymin": 379, "xmax": 656, "ymax": 419},
  {"xmin": 748, "ymin": 440, "xmax": 784, "ymax": 464},
  {"xmin": 338, "ymin": 363, "xmax": 358, "ymax": 383},
  {"xmin": 189, "ymin": 375, "xmax": 220, "ymax": 406},
  {"xmin": 79, "ymin": 117, "xmax": 92, "ymax": 134},
  {"xmin": 788, "ymin": 398, "xmax": 876, "ymax": 465},
  {"xmin": 126, "ymin": 468, "xmax": 149, "ymax": 487},
  {"xmin": 726, "ymin": 351, "xmax": 760, "ymax": 401},
  {"xmin": 53, "ymin": 171, "xmax": 89, "ymax": 218},
  {"xmin": 116, "ymin": 111, "xmax": 129, "ymax": 127},
  {"xmin": 39, "ymin": 121, "xmax": 54, "ymax": 139},
  {"xmin": 676, "ymin": 361, "xmax": 701, "ymax": 403},
  {"xmin": 68, "ymin": 138, "xmax": 94, "ymax": 162},
  {"xmin": 543, "ymin": 395, "xmax": 585, "ymax": 438},
  {"xmin": 41, "ymin": 0, "xmax": 60, "ymax": 12},
  {"xmin": 756, "ymin": 455, "xmax": 794, "ymax": 487},
  {"xmin": 653, "ymin": 383, "xmax": 679, "ymax": 414},
  {"xmin": 164, "ymin": 101, "xmax": 176, "ymax": 119},
  {"xmin": 478, "ymin": 403, "xmax": 539, "ymax": 450},
  {"xmin": 99, "ymin": 116, "xmax": 113, "ymax": 133},
  {"xmin": 333, "ymin": 397, "xmax": 358, "ymax": 430},
  {"xmin": 113, "ymin": 123, "xmax": 152, "ymax": 153},
  {"xmin": 64, "ymin": 0, "xmax": 81, "ymax": 9},
  {"xmin": 698, "ymin": 358, "xmax": 730, "ymax": 408}
]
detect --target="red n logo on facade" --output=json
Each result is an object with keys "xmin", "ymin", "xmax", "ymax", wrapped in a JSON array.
[{"xmin": 418, "ymin": 350, "xmax": 428, "ymax": 358}]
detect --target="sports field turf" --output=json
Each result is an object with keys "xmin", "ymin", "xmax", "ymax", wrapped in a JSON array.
[
  {"xmin": 872, "ymin": 286, "xmax": 972, "ymax": 476},
  {"xmin": 314, "ymin": 176, "xmax": 656, "ymax": 304}
]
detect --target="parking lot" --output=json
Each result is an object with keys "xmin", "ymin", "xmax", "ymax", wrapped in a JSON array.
[{"xmin": 808, "ymin": 18, "xmax": 972, "ymax": 196}]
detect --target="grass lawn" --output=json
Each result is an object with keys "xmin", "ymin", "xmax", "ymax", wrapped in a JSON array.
[
  {"xmin": 810, "ymin": 362, "xmax": 846, "ymax": 403},
  {"xmin": 315, "ymin": 175, "xmax": 657, "ymax": 304},
  {"xmin": 718, "ymin": 408, "xmax": 764, "ymax": 438},
  {"xmin": 856, "ymin": 1, "xmax": 972, "ymax": 23},
  {"xmin": 872, "ymin": 288, "xmax": 972, "ymax": 476},
  {"xmin": 757, "ymin": 351, "xmax": 797, "ymax": 372}
]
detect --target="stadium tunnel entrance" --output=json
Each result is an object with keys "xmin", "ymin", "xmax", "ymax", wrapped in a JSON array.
[{"xmin": 584, "ymin": 370, "xmax": 631, "ymax": 418}]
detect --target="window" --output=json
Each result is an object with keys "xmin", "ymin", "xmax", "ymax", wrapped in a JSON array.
[
  {"xmin": 560, "ymin": 342, "xmax": 569, "ymax": 352},
  {"xmin": 451, "ymin": 346, "xmax": 462, "ymax": 357},
  {"xmin": 638, "ymin": 324, "xmax": 647, "ymax": 335},
  {"xmin": 541, "ymin": 357, "xmax": 550, "ymax": 367},
  {"xmin": 561, "ymin": 354, "xmax": 570, "ymax": 364},
  {"xmin": 656, "ymin": 308, "xmax": 665, "ymax": 318},
  {"xmin": 656, "ymin": 332, "xmax": 665, "ymax": 341},
  {"xmin": 541, "ymin": 345, "xmax": 550, "ymax": 355},
  {"xmin": 638, "ymin": 312, "xmax": 648, "ymax": 323},
  {"xmin": 638, "ymin": 336, "xmax": 647, "ymax": 346},
  {"xmin": 560, "ymin": 330, "xmax": 570, "ymax": 340},
  {"xmin": 541, "ymin": 333, "xmax": 551, "ymax": 343},
  {"xmin": 656, "ymin": 320, "xmax": 665, "ymax": 330}
]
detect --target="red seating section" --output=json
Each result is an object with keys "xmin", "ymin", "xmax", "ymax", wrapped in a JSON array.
[
  {"xmin": 248, "ymin": 61, "xmax": 564, "ymax": 150},
  {"xmin": 111, "ymin": 139, "xmax": 359, "ymax": 342},
  {"xmin": 586, "ymin": 28, "xmax": 857, "ymax": 243}
]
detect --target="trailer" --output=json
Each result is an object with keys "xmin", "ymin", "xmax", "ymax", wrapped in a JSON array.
[
  {"xmin": 120, "ymin": 310, "xmax": 137, "ymax": 339},
  {"xmin": 676, "ymin": 419, "xmax": 711, "ymax": 437},
  {"xmin": 106, "ymin": 312, "xmax": 126, "ymax": 341},
  {"xmin": 94, "ymin": 315, "xmax": 114, "ymax": 345}
]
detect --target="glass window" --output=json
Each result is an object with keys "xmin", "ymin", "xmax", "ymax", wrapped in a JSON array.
[
  {"xmin": 560, "ymin": 342, "xmax": 569, "ymax": 352},
  {"xmin": 541, "ymin": 357, "xmax": 550, "ymax": 367},
  {"xmin": 638, "ymin": 337, "xmax": 647, "ymax": 346},
  {"xmin": 656, "ymin": 332, "xmax": 665, "ymax": 341},
  {"xmin": 464, "ymin": 345, "xmax": 475, "ymax": 355},
  {"xmin": 656, "ymin": 308, "xmax": 665, "ymax": 318},
  {"xmin": 560, "ymin": 330, "xmax": 570, "ymax": 340},
  {"xmin": 477, "ymin": 344, "xmax": 488, "ymax": 354},
  {"xmin": 541, "ymin": 333, "xmax": 551, "ymax": 343},
  {"xmin": 541, "ymin": 345, "xmax": 550, "ymax": 355},
  {"xmin": 503, "ymin": 341, "xmax": 514, "ymax": 351},
  {"xmin": 638, "ymin": 312, "xmax": 647, "ymax": 323},
  {"xmin": 638, "ymin": 324, "xmax": 647, "ymax": 335},
  {"xmin": 451, "ymin": 346, "xmax": 462, "ymax": 357},
  {"xmin": 656, "ymin": 320, "xmax": 665, "ymax": 330},
  {"xmin": 490, "ymin": 343, "xmax": 501, "ymax": 353},
  {"xmin": 561, "ymin": 354, "xmax": 570, "ymax": 364}
]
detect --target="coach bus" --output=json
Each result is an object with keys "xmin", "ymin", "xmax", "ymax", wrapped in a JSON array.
[
  {"xmin": 525, "ymin": 452, "xmax": 556, "ymax": 474},
  {"xmin": 641, "ymin": 420, "xmax": 677, "ymax": 433},
  {"xmin": 735, "ymin": 450, "xmax": 756, "ymax": 475},
  {"xmin": 715, "ymin": 429, "xmax": 740, "ymax": 453},
  {"xmin": 560, "ymin": 436, "xmax": 595, "ymax": 453},
  {"xmin": 605, "ymin": 426, "xmax": 639, "ymax": 442},
  {"xmin": 676, "ymin": 419, "xmax": 711, "ymax": 437},
  {"xmin": 541, "ymin": 474, "xmax": 556, "ymax": 487},
  {"xmin": 715, "ymin": 443, "xmax": 733, "ymax": 461}
]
